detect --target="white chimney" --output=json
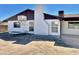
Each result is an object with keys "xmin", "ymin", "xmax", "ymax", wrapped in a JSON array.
[{"xmin": 34, "ymin": 4, "xmax": 48, "ymax": 35}]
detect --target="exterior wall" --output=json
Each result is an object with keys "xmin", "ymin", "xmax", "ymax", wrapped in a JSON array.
[
  {"xmin": 8, "ymin": 19, "xmax": 60, "ymax": 35},
  {"xmin": 8, "ymin": 21, "xmax": 27, "ymax": 34},
  {"xmin": 62, "ymin": 21, "xmax": 79, "ymax": 35},
  {"xmin": 46, "ymin": 19, "xmax": 60, "ymax": 36},
  {"xmin": 26, "ymin": 20, "xmax": 34, "ymax": 34},
  {"xmin": 8, "ymin": 20, "xmax": 34, "ymax": 34}
]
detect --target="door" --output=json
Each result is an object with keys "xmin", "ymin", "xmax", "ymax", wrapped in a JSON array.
[{"xmin": 49, "ymin": 20, "xmax": 60, "ymax": 35}]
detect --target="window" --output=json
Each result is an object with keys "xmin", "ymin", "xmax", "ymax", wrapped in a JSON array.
[
  {"xmin": 14, "ymin": 22, "xmax": 20, "ymax": 28},
  {"xmin": 51, "ymin": 22, "xmax": 58, "ymax": 32},
  {"xmin": 18, "ymin": 15, "xmax": 26, "ymax": 21},
  {"xmin": 29, "ymin": 22, "xmax": 34, "ymax": 31},
  {"xmin": 68, "ymin": 22, "xmax": 79, "ymax": 29}
]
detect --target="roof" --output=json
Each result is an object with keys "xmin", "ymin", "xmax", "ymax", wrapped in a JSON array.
[
  {"xmin": 3, "ymin": 9, "xmax": 79, "ymax": 22},
  {"xmin": 3, "ymin": 9, "xmax": 60, "ymax": 22},
  {"xmin": 63, "ymin": 14, "xmax": 79, "ymax": 21},
  {"xmin": 64, "ymin": 14, "xmax": 79, "ymax": 18},
  {"xmin": 0, "ymin": 22, "xmax": 8, "ymax": 25}
]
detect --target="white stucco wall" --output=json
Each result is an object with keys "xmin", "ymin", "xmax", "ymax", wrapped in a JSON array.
[
  {"xmin": 8, "ymin": 20, "xmax": 34, "ymax": 34},
  {"xmin": 34, "ymin": 5, "xmax": 48, "ymax": 35},
  {"xmin": 62, "ymin": 21, "xmax": 79, "ymax": 35},
  {"xmin": 8, "ymin": 21, "xmax": 28, "ymax": 34},
  {"xmin": 8, "ymin": 19, "xmax": 60, "ymax": 35},
  {"xmin": 46, "ymin": 19, "xmax": 60, "ymax": 36}
]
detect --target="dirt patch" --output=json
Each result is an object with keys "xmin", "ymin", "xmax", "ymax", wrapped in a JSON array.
[{"xmin": 0, "ymin": 39, "xmax": 79, "ymax": 55}]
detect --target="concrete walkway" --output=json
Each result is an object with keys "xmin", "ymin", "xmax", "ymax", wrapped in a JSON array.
[{"xmin": 62, "ymin": 34, "xmax": 79, "ymax": 48}]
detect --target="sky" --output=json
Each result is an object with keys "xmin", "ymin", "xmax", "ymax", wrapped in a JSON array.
[{"xmin": 0, "ymin": 4, "xmax": 79, "ymax": 21}]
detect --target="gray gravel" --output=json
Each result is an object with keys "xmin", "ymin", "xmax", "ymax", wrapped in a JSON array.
[{"xmin": 0, "ymin": 32, "xmax": 71, "ymax": 48}]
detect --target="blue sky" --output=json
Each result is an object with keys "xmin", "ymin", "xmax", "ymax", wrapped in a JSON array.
[{"xmin": 0, "ymin": 4, "xmax": 79, "ymax": 21}]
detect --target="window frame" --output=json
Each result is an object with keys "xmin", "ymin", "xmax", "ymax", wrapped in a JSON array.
[
  {"xmin": 68, "ymin": 22, "xmax": 79, "ymax": 29},
  {"xmin": 29, "ymin": 21, "xmax": 34, "ymax": 32},
  {"xmin": 51, "ymin": 22, "xmax": 58, "ymax": 33},
  {"xmin": 14, "ymin": 22, "xmax": 20, "ymax": 28}
]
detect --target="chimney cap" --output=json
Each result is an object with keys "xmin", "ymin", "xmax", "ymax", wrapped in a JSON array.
[
  {"xmin": 58, "ymin": 10, "xmax": 64, "ymax": 17},
  {"xmin": 59, "ymin": 10, "xmax": 64, "ymax": 13}
]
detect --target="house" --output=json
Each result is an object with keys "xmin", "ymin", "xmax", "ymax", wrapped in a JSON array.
[{"xmin": 3, "ymin": 5, "xmax": 79, "ymax": 37}]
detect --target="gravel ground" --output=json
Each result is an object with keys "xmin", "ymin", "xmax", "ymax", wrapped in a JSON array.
[
  {"xmin": 0, "ymin": 32, "xmax": 79, "ymax": 55},
  {"xmin": 0, "ymin": 40, "xmax": 79, "ymax": 55},
  {"xmin": 0, "ymin": 32, "xmax": 69, "ymax": 47}
]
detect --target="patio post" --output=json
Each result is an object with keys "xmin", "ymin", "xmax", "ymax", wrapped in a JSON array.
[{"xmin": 58, "ymin": 10, "xmax": 64, "ymax": 39}]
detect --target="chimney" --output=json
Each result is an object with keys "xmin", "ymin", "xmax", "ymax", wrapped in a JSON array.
[
  {"xmin": 58, "ymin": 10, "xmax": 64, "ymax": 17},
  {"xmin": 34, "ymin": 4, "xmax": 48, "ymax": 35}
]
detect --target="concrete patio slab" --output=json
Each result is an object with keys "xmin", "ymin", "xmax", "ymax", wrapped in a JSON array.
[{"xmin": 62, "ymin": 34, "xmax": 79, "ymax": 48}]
